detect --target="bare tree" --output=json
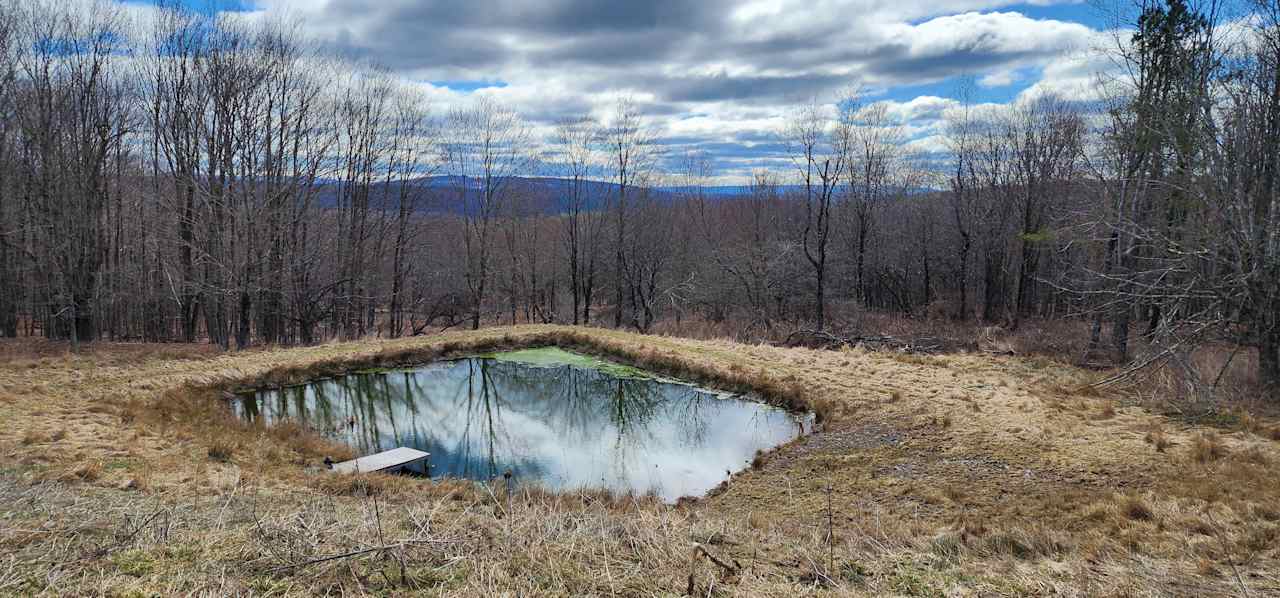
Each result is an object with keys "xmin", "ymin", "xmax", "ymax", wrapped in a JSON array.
[
  {"xmin": 0, "ymin": 3, "xmax": 21, "ymax": 338},
  {"xmin": 11, "ymin": 0, "xmax": 132, "ymax": 347},
  {"xmin": 1003, "ymin": 95, "xmax": 1083, "ymax": 328},
  {"xmin": 623, "ymin": 174, "xmax": 687, "ymax": 333},
  {"xmin": 786, "ymin": 92, "xmax": 854, "ymax": 331},
  {"xmin": 446, "ymin": 97, "xmax": 530, "ymax": 330},
  {"xmin": 0, "ymin": 0, "xmax": 1273, "ymax": 402},
  {"xmin": 386, "ymin": 91, "xmax": 436, "ymax": 338},
  {"xmin": 845, "ymin": 101, "xmax": 904, "ymax": 308},
  {"xmin": 1081, "ymin": 0, "xmax": 1219, "ymax": 364},
  {"xmin": 944, "ymin": 86, "xmax": 981, "ymax": 322},
  {"xmin": 140, "ymin": 2, "xmax": 211, "ymax": 342},
  {"xmin": 1238, "ymin": 0, "xmax": 1280, "ymax": 388},
  {"xmin": 603, "ymin": 97, "xmax": 656, "ymax": 328},
  {"xmin": 553, "ymin": 115, "xmax": 602, "ymax": 325},
  {"xmin": 331, "ymin": 69, "xmax": 394, "ymax": 339}
]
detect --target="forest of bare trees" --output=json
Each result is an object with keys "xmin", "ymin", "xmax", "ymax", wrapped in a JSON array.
[{"xmin": 0, "ymin": 0, "xmax": 1276, "ymax": 396}]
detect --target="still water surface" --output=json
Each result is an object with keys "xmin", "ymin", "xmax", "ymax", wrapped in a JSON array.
[{"xmin": 236, "ymin": 350, "xmax": 807, "ymax": 500}]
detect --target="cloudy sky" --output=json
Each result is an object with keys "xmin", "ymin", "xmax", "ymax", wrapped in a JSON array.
[{"xmin": 153, "ymin": 0, "xmax": 1123, "ymax": 183}]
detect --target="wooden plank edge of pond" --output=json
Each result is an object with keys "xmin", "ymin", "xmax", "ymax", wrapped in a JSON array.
[{"xmin": 329, "ymin": 447, "xmax": 430, "ymax": 474}]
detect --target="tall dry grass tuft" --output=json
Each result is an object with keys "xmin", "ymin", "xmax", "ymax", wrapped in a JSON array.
[
  {"xmin": 46, "ymin": 460, "xmax": 104, "ymax": 483},
  {"xmin": 1096, "ymin": 401, "xmax": 1117, "ymax": 419},
  {"xmin": 1144, "ymin": 423, "xmax": 1172, "ymax": 452},
  {"xmin": 20, "ymin": 429, "xmax": 47, "ymax": 445},
  {"xmin": 1120, "ymin": 494, "xmax": 1154, "ymax": 521},
  {"xmin": 258, "ymin": 420, "xmax": 357, "ymax": 464},
  {"xmin": 976, "ymin": 525, "xmax": 1073, "ymax": 561},
  {"xmin": 206, "ymin": 436, "xmax": 237, "ymax": 463},
  {"xmin": 310, "ymin": 471, "xmax": 422, "ymax": 498},
  {"xmin": 1190, "ymin": 432, "xmax": 1227, "ymax": 464}
]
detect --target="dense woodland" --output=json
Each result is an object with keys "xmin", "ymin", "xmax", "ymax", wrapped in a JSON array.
[{"xmin": 0, "ymin": 0, "xmax": 1277, "ymax": 395}]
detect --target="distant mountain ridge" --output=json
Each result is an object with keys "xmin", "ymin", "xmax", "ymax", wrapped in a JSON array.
[
  {"xmin": 310, "ymin": 175, "xmax": 898, "ymax": 215},
  {"xmin": 310, "ymin": 175, "xmax": 767, "ymax": 215}
]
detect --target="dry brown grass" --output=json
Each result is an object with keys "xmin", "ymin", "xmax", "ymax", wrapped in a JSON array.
[
  {"xmin": 1096, "ymin": 400, "xmax": 1117, "ymax": 419},
  {"xmin": 1121, "ymin": 494, "xmax": 1155, "ymax": 522},
  {"xmin": 1145, "ymin": 423, "xmax": 1173, "ymax": 452},
  {"xmin": 1, "ymin": 324, "xmax": 1279, "ymax": 595},
  {"xmin": 50, "ymin": 460, "xmax": 104, "ymax": 483},
  {"xmin": 0, "ymin": 337, "xmax": 221, "ymax": 364},
  {"xmin": 20, "ymin": 429, "xmax": 47, "ymax": 445},
  {"xmin": 205, "ymin": 436, "xmax": 237, "ymax": 463},
  {"xmin": 1190, "ymin": 431, "xmax": 1228, "ymax": 463}
]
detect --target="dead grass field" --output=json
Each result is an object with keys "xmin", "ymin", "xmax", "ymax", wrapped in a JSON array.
[{"xmin": 1, "ymin": 325, "xmax": 1278, "ymax": 595}]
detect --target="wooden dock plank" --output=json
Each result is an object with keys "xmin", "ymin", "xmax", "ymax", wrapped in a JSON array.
[{"xmin": 332, "ymin": 447, "xmax": 429, "ymax": 474}]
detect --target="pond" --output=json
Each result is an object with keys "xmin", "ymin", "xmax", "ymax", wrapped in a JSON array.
[{"xmin": 235, "ymin": 347, "xmax": 810, "ymax": 501}]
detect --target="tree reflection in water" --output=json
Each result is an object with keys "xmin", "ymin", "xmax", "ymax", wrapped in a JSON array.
[{"xmin": 236, "ymin": 357, "xmax": 807, "ymax": 501}]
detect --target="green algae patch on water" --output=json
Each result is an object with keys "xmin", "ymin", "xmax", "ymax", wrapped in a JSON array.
[{"xmin": 487, "ymin": 346, "xmax": 652, "ymax": 379}]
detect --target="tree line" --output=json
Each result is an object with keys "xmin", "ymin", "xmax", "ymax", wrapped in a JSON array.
[{"xmin": 0, "ymin": 0, "xmax": 1276, "ymax": 392}]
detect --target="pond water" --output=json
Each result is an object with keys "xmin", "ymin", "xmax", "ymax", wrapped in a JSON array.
[{"xmin": 235, "ymin": 348, "xmax": 809, "ymax": 501}]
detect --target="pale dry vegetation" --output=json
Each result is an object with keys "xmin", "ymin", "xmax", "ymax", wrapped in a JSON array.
[{"xmin": 1, "ymin": 325, "xmax": 1278, "ymax": 595}]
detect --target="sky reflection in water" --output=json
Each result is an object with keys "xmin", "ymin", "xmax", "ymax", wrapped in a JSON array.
[{"xmin": 237, "ymin": 357, "xmax": 807, "ymax": 501}]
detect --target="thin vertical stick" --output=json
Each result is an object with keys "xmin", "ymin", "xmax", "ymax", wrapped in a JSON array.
[{"xmin": 826, "ymin": 480, "xmax": 834, "ymax": 579}]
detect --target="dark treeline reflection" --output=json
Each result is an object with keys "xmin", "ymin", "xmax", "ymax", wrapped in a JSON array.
[{"xmin": 237, "ymin": 359, "xmax": 806, "ymax": 500}]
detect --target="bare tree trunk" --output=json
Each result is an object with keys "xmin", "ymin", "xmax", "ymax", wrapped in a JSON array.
[{"xmin": 1261, "ymin": 330, "xmax": 1280, "ymax": 388}]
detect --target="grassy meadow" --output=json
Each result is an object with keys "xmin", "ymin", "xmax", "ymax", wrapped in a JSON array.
[{"xmin": 1, "ymin": 325, "xmax": 1278, "ymax": 595}]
